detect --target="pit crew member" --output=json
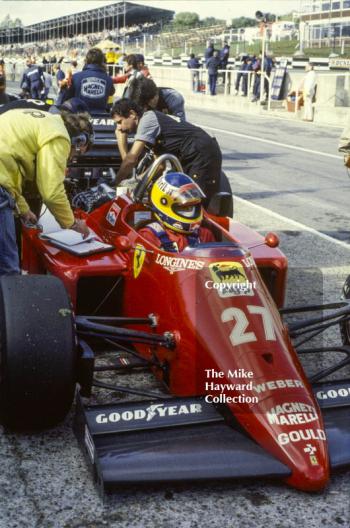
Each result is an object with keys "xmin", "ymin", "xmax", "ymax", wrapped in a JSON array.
[
  {"xmin": 0, "ymin": 107, "xmax": 92, "ymax": 275},
  {"xmin": 138, "ymin": 172, "xmax": 215, "ymax": 252},
  {"xmin": 61, "ymin": 48, "xmax": 115, "ymax": 112},
  {"xmin": 111, "ymin": 99, "xmax": 222, "ymax": 206},
  {"xmin": 128, "ymin": 77, "xmax": 186, "ymax": 121}
]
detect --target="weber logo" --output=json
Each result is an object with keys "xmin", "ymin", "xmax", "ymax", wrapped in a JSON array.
[
  {"xmin": 96, "ymin": 403, "xmax": 202, "ymax": 424},
  {"xmin": 86, "ymin": 397, "xmax": 223, "ymax": 434}
]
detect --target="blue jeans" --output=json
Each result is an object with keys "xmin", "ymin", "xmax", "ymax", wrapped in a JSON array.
[
  {"xmin": 209, "ymin": 74, "xmax": 217, "ymax": 95},
  {"xmin": 0, "ymin": 187, "xmax": 20, "ymax": 276}
]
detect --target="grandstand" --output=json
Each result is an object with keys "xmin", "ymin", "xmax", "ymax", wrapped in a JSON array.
[{"xmin": 0, "ymin": 2, "xmax": 174, "ymax": 45}]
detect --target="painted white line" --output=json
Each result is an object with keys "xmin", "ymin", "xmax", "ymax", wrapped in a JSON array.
[
  {"xmin": 199, "ymin": 124, "xmax": 343, "ymax": 160},
  {"xmin": 234, "ymin": 194, "xmax": 350, "ymax": 250}
]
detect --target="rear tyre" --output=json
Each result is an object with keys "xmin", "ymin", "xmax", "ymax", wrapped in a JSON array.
[{"xmin": 0, "ymin": 275, "xmax": 77, "ymax": 429}]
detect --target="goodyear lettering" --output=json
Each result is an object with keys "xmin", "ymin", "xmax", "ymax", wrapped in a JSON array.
[
  {"xmin": 95, "ymin": 403, "xmax": 202, "ymax": 424},
  {"xmin": 278, "ymin": 428, "xmax": 326, "ymax": 445},
  {"xmin": 91, "ymin": 118, "xmax": 115, "ymax": 126},
  {"xmin": 253, "ymin": 379, "xmax": 304, "ymax": 393},
  {"xmin": 316, "ymin": 386, "xmax": 350, "ymax": 400}
]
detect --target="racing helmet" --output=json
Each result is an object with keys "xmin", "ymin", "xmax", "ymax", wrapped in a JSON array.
[{"xmin": 150, "ymin": 172, "xmax": 205, "ymax": 234}]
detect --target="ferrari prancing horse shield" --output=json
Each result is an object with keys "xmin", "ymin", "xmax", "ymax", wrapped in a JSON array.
[{"xmin": 133, "ymin": 244, "xmax": 146, "ymax": 278}]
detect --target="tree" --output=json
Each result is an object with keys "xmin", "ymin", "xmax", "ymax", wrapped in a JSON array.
[
  {"xmin": 201, "ymin": 17, "xmax": 225, "ymax": 27},
  {"xmin": 174, "ymin": 12, "xmax": 200, "ymax": 29},
  {"xmin": 0, "ymin": 14, "xmax": 23, "ymax": 28},
  {"xmin": 231, "ymin": 17, "xmax": 257, "ymax": 28}
]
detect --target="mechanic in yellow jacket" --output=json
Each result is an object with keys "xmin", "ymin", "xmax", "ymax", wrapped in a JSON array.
[{"xmin": 0, "ymin": 107, "xmax": 91, "ymax": 275}]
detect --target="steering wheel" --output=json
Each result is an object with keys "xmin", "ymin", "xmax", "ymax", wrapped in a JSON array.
[{"xmin": 133, "ymin": 153, "xmax": 183, "ymax": 203}]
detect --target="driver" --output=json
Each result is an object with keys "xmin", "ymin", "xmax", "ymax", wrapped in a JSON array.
[{"xmin": 138, "ymin": 172, "xmax": 215, "ymax": 252}]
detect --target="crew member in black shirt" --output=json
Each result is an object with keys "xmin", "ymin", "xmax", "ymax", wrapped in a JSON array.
[{"xmin": 111, "ymin": 99, "xmax": 222, "ymax": 205}]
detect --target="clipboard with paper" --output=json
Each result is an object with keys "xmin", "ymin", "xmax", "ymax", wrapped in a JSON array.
[{"xmin": 39, "ymin": 209, "xmax": 114, "ymax": 256}]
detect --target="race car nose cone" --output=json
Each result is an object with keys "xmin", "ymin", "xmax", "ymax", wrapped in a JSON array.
[
  {"xmin": 115, "ymin": 236, "xmax": 132, "ymax": 252},
  {"xmin": 265, "ymin": 232, "xmax": 279, "ymax": 248}
]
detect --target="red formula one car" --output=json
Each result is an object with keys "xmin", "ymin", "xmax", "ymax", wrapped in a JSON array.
[{"xmin": 1, "ymin": 154, "xmax": 350, "ymax": 495}]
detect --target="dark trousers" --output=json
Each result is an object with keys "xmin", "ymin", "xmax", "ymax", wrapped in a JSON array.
[
  {"xmin": 186, "ymin": 138, "xmax": 222, "ymax": 206},
  {"xmin": 208, "ymin": 74, "xmax": 218, "ymax": 95},
  {"xmin": 30, "ymin": 82, "xmax": 43, "ymax": 100},
  {"xmin": 0, "ymin": 187, "xmax": 20, "ymax": 276}
]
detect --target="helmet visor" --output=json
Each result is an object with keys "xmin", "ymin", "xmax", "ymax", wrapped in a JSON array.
[
  {"xmin": 170, "ymin": 183, "xmax": 206, "ymax": 205},
  {"xmin": 172, "ymin": 202, "xmax": 202, "ymax": 219}
]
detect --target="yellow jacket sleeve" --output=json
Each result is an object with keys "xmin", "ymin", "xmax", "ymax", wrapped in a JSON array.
[{"xmin": 36, "ymin": 138, "xmax": 75, "ymax": 228}]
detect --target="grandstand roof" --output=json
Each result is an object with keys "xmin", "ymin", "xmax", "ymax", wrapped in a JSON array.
[
  {"xmin": 0, "ymin": 2, "xmax": 174, "ymax": 44},
  {"xmin": 26, "ymin": 2, "xmax": 174, "ymax": 31}
]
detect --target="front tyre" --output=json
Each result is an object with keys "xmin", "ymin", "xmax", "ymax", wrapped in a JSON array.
[
  {"xmin": 340, "ymin": 275, "xmax": 350, "ymax": 345},
  {"xmin": 0, "ymin": 275, "xmax": 77, "ymax": 429}
]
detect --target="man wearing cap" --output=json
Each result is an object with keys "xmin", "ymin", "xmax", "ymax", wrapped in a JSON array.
[{"xmin": 0, "ymin": 102, "xmax": 92, "ymax": 275}]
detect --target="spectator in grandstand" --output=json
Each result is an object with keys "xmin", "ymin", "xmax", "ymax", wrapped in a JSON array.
[
  {"xmin": 23, "ymin": 57, "xmax": 45, "ymax": 100},
  {"xmin": 0, "ymin": 75, "xmax": 10, "ymax": 105},
  {"xmin": 111, "ymin": 98, "xmax": 222, "ymax": 205},
  {"xmin": 187, "ymin": 53, "xmax": 201, "ymax": 92},
  {"xmin": 220, "ymin": 42, "xmax": 230, "ymax": 70},
  {"xmin": 0, "ymin": 58, "xmax": 5, "ymax": 77},
  {"xmin": 61, "ymin": 47, "xmax": 115, "ymax": 112},
  {"xmin": 206, "ymin": 50, "xmax": 221, "ymax": 96},
  {"xmin": 0, "ymin": 106, "xmax": 92, "ymax": 274},
  {"xmin": 128, "ymin": 77, "xmax": 186, "ymax": 121},
  {"xmin": 204, "ymin": 41, "xmax": 215, "ymax": 65}
]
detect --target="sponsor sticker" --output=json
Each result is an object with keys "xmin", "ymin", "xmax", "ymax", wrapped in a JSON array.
[
  {"xmin": 253, "ymin": 379, "xmax": 304, "ymax": 394},
  {"xmin": 133, "ymin": 244, "xmax": 146, "ymax": 278},
  {"xmin": 91, "ymin": 117, "xmax": 115, "ymax": 126},
  {"xmin": 266, "ymin": 401, "xmax": 318, "ymax": 426},
  {"xmin": 95, "ymin": 402, "xmax": 203, "ymax": 424},
  {"xmin": 81, "ymin": 77, "xmax": 107, "ymax": 98},
  {"xmin": 277, "ymin": 428, "xmax": 326, "ymax": 446},
  {"xmin": 155, "ymin": 253, "xmax": 205, "ymax": 274},
  {"xmin": 106, "ymin": 203, "xmax": 120, "ymax": 226},
  {"xmin": 304, "ymin": 444, "xmax": 319, "ymax": 465},
  {"xmin": 209, "ymin": 261, "xmax": 253, "ymax": 297}
]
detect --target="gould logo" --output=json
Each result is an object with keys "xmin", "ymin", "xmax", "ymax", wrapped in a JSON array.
[
  {"xmin": 81, "ymin": 77, "xmax": 106, "ymax": 98},
  {"xmin": 95, "ymin": 402, "xmax": 202, "ymax": 424}
]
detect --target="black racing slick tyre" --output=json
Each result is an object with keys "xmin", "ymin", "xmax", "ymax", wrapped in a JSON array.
[
  {"xmin": 340, "ymin": 274, "xmax": 350, "ymax": 345},
  {"xmin": 0, "ymin": 275, "xmax": 77, "ymax": 429}
]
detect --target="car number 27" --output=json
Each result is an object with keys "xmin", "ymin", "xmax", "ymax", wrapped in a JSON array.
[{"xmin": 221, "ymin": 305, "xmax": 276, "ymax": 346}]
